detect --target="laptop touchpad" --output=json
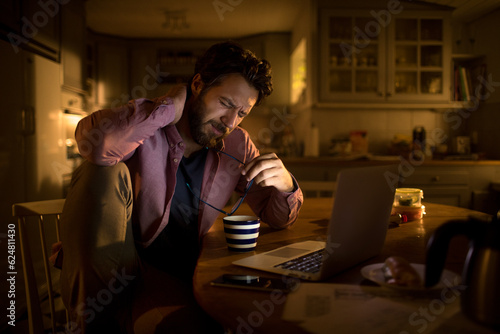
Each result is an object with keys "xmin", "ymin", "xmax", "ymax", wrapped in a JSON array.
[{"xmin": 265, "ymin": 247, "xmax": 311, "ymax": 258}]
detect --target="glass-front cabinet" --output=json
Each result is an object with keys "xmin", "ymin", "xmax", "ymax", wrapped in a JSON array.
[
  {"xmin": 320, "ymin": 12, "xmax": 386, "ymax": 101},
  {"xmin": 320, "ymin": 10, "xmax": 451, "ymax": 104},
  {"xmin": 389, "ymin": 16, "xmax": 450, "ymax": 102}
]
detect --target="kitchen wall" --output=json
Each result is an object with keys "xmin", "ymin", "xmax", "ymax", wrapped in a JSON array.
[
  {"xmin": 288, "ymin": 106, "xmax": 449, "ymax": 157},
  {"xmin": 306, "ymin": 109, "xmax": 448, "ymax": 156}
]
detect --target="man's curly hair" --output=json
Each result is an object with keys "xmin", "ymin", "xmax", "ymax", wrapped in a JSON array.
[{"xmin": 190, "ymin": 41, "xmax": 273, "ymax": 106}]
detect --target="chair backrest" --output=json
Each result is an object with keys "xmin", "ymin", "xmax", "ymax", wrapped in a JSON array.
[
  {"xmin": 12, "ymin": 199, "xmax": 66, "ymax": 334},
  {"xmin": 299, "ymin": 181, "xmax": 337, "ymax": 198}
]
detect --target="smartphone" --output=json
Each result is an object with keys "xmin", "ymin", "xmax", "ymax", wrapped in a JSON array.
[{"xmin": 210, "ymin": 274, "xmax": 299, "ymax": 292}]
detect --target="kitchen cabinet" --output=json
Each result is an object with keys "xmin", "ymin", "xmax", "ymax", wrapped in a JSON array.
[
  {"xmin": 319, "ymin": 9, "xmax": 451, "ymax": 105},
  {"xmin": 93, "ymin": 38, "xmax": 129, "ymax": 109},
  {"xmin": 400, "ymin": 167, "xmax": 470, "ymax": 207},
  {"xmin": 129, "ymin": 46, "xmax": 164, "ymax": 99},
  {"xmin": 239, "ymin": 33, "xmax": 290, "ymax": 108},
  {"xmin": 284, "ymin": 158, "xmax": 500, "ymax": 211},
  {"xmin": 0, "ymin": 0, "xmax": 61, "ymax": 61},
  {"xmin": 24, "ymin": 0, "xmax": 61, "ymax": 59},
  {"xmin": 61, "ymin": 0, "xmax": 86, "ymax": 92},
  {"xmin": 157, "ymin": 48, "xmax": 200, "ymax": 85},
  {"xmin": 128, "ymin": 39, "xmax": 218, "ymax": 101},
  {"xmin": 319, "ymin": 10, "xmax": 386, "ymax": 102},
  {"xmin": 0, "ymin": 0, "xmax": 20, "ymax": 33}
]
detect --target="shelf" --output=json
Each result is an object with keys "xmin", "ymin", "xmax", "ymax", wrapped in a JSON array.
[
  {"xmin": 353, "ymin": 66, "xmax": 378, "ymax": 70},
  {"xmin": 329, "ymin": 66, "xmax": 353, "ymax": 70},
  {"xmin": 452, "ymin": 54, "xmax": 487, "ymax": 102},
  {"xmin": 395, "ymin": 68, "xmax": 418, "ymax": 72},
  {"xmin": 314, "ymin": 101, "xmax": 471, "ymax": 110},
  {"xmin": 452, "ymin": 54, "xmax": 485, "ymax": 61},
  {"xmin": 420, "ymin": 67, "xmax": 444, "ymax": 71}
]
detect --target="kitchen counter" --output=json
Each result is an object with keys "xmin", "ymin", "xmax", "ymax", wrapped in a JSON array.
[{"xmin": 284, "ymin": 156, "xmax": 500, "ymax": 211}]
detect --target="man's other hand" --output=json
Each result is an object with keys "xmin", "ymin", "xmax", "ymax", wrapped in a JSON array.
[{"xmin": 242, "ymin": 153, "xmax": 294, "ymax": 193}]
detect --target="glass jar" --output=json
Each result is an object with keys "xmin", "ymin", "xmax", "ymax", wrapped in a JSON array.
[
  {"xmin": 392, "ymin": 188, "xmax": 425, "ymax": 221},
  {"xmin": 394, "ymin": 188, "xmax": 423, "ymax": 207}
]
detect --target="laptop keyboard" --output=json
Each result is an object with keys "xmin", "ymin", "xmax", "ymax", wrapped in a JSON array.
[{"xmin": 274, "ymin": 249, "xmax": 324, "ymax": 273}]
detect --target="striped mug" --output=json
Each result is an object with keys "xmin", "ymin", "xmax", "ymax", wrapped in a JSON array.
[{"xmin": 223, "ymin": 215, "xmax": 260, "ymax": 252}]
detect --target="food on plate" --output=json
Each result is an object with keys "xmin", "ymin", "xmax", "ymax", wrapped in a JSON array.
[{"xmin": 383, "ymin": 256, "xmax": 422, "ymax": 287}]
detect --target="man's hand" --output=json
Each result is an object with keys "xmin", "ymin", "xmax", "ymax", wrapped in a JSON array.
[
  {"xmin": 242, "ymin": 153, "xmax": 294, "ymax": 192},
  {"xmin": 166, "ymin": 84, "xmax": 187, "ymax": 124}
]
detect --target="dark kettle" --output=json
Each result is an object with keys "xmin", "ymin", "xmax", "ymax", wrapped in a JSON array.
[{"xmin": 425, "ymin": 214, "xmax": 500, "ymax": 329}]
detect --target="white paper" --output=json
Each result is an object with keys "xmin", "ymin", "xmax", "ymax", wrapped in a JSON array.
[{"xmin": 282, "ymin": 283, "xmax": 496, "ymax": 334}]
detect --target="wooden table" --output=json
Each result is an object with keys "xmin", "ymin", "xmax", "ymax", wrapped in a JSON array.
[{"xmin": 193, "ymin": 198, "xmax": 490, "ymax": 333}]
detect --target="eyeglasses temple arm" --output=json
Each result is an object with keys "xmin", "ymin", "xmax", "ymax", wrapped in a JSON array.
[{"xmin": 186, "ymin": 183, "xmax": 230, "ymax": 215}]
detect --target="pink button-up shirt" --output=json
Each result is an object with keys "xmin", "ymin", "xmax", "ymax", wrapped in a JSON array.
[{"xmin": 76, "ymin": 95, "xmax": 303, "ymax": 248}]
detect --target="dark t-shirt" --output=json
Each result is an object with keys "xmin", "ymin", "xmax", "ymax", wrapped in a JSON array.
[{"xmin": 139, "ymin": 148, "xmax": 207, "ymax": 280}]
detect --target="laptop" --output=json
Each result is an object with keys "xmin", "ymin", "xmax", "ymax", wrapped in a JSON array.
[{"xmin": 233, "ymin": 164, "xmax": 400, "ymax": 281}]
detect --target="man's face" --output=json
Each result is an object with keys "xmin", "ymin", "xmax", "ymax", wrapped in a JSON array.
[{"xmin": 188, "ymin": 73, "xmax": 258, "ymax": 148}]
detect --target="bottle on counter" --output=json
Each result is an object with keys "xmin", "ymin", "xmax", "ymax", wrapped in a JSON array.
[
  {"xmin": 412, "ymin": 126, "xmax": 426, "ymax": 151},
  {"xmin": 412, "ymin": 126, "xmax": 432, "ymax": 159},
  {"xmin": 304, "ymin": 123, "xmax": 319, "ymax": 157}
]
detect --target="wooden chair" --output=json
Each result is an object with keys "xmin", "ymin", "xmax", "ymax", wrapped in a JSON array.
[
  {"xmin": 12, "ymin": 199, "xmax": 67, "ymax": 334},
  {"xmin": 299, "ymin": 181, "xmax": 337, "ymax": 198}
]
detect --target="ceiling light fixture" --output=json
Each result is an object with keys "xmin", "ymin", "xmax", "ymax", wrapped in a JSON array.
[{"xmin": 162, "ymin": 10, "xmax": 189, "ymax": 33}]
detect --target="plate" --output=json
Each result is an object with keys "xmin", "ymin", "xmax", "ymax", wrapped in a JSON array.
[{"xmin": 361, "ymin": 263, "xmax": 460, "ymax": 291}]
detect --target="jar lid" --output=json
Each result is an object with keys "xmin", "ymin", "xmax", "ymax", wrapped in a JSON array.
[{"xmin": 396, "ymin": 188, "xmax": 423, "ymax": 194}]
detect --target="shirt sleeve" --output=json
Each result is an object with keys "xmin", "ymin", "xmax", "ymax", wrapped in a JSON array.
[
  {"xmin": 75, "ymin": 96, "xmax": 177, "ymax": 166},
  {"xmin": 247, "ymin": 178, "xmax": 304, "ymax": 230},
  {"xmin": 237, "ymin": 130, "xmax": 303, "ymax": 229}
]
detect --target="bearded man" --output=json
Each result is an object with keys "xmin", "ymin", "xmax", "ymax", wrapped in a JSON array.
[{"xmin": 59, "ymin": 41, "xmax": 303, "ymax": 333}]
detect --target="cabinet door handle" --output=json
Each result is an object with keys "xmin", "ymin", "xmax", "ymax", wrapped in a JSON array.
[
  {"xmin": 21, "ymin": 107, "xmax": 35, "ymax": 136},
  {"xmin": 431, "ymin": 176, "xmax": 440, "ymax": 182}
]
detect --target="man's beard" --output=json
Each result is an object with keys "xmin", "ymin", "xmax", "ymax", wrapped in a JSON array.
[{"xmin": 188, "ymin": 92, "xmax": 230, "ymax": 148}]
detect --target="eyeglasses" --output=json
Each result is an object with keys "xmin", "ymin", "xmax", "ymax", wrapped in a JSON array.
[{"xmin": 186, "ymin": 148, "xmax": 254, "ymax": 216}]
